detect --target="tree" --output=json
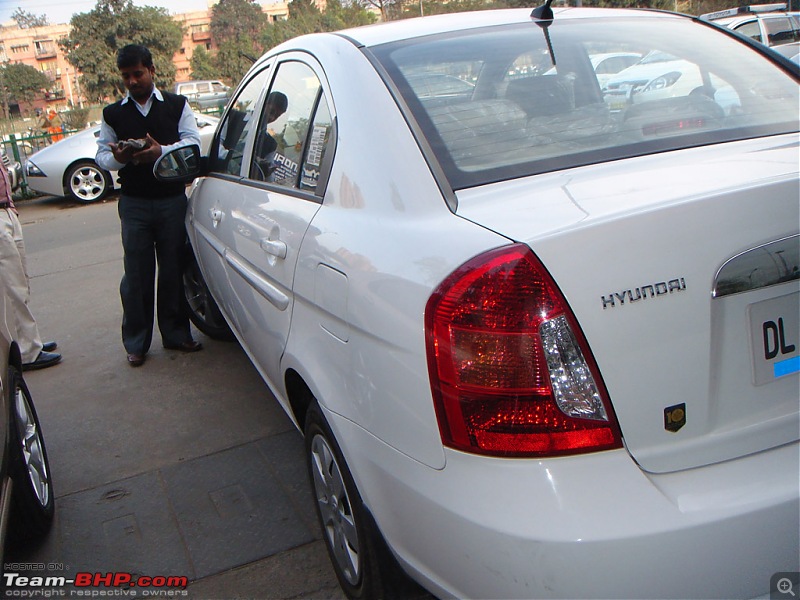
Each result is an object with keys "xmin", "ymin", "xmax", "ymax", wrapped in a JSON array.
[
  {"xmin": 190, "ymin": 46, "xmax": 218, "ymax": 81},
  {"xmin": 260, "ymin": 0, "xmax": 376, "ymax": 50},
  {"xmin": 210, "ymin": 0, "xmax": 269, "ymax": 83},
  {"xmin": 59, "ymin": 0, "xmax": 184, "ymax": 102},
  {"xmin": 10, "ymin": 8, "xmax": 49, "ymax": 29},
  {"xmin": 0, "ymin": 62, "xmax": 50, "ymax": 117},
  {"xmin": 356, "ymin": 0, "xmax": 402, "ymax": 21}
]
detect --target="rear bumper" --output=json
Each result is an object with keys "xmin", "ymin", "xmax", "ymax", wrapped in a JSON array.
[{"xmin": 328, "ymin": 408, "xmax": 799, "ymax": 599}]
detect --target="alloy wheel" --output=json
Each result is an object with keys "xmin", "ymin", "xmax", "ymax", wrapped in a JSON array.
[{"xmin": 310, "ymin": 433, "xmax": 360, "ymax": 586}]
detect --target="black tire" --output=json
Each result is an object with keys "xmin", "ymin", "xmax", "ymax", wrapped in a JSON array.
[
  {"xmin": 7, "ymin": 366, "xmax": 54, "ymax": 544},
  {"xmin": 182, "ymin": 250, "xmax": 235, "ymax": 341},
  {"xmin": 305, "ymin": 401, "xmax": 425, "ymax": 600},
  {"xmin": 65, "ymin": 160, "xmax": 112, "ymax": 203}
]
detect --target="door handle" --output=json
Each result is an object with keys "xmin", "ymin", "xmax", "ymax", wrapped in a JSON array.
[
  {"xmin": 209, "ymin": 209, "xmax": 223, "ymax": 227},
  {"xmin": 260, "ymin": 237, "xmax": 287, "ymax": 259}
]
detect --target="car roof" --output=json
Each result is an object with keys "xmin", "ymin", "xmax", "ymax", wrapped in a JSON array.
[
  {"xmin": 701, "ymin": 3, "xmax": 799, "ymax": 24},
  {"xmin": 259, "ymin": 7, "xmax": 682, "ymax": 57}
]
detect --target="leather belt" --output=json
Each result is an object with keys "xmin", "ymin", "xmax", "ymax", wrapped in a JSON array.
[{"xmin": 0, "ymin": 202, "xmax": 10, "ymax": 209}]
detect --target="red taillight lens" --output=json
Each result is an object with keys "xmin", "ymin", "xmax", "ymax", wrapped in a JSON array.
[{"xmin": 425, "ymin": 244, "xmax": 622, "ymax": 457}]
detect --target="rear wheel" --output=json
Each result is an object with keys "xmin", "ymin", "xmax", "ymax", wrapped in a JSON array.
[
  {"xmin": 305, "ymin": 401, "xmax": 425, "ymax": 599},
  {"xmin": 7, "ymin": 366, "xmax": 54, "ymax": 543},
  {"xmin": 65, "ymin": 161, "xmax": 112, "ymax": 203},
  {"xmin": 182, "ymin": 250, "xmax": 235, "ymax": 341}
]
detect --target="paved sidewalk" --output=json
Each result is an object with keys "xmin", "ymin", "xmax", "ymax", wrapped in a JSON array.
[{"xmin": 4, "ymin": 196, "xmax": 345, "ymax": 599}]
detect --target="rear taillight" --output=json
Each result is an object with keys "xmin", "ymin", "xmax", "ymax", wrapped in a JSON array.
[{"xmin": 425, "ymin": 244, "xmax": 622, "ymax": 458}]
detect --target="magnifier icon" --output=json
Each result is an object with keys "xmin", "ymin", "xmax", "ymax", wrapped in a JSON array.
[{"xmin": 778, "ymin": 578, "xmax": 796, "ymax": 597}]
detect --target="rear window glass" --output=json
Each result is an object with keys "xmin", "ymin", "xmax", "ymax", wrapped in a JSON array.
[{"xmin": 371, "ymin": 17, "xmax": 799, "ymax": 190}]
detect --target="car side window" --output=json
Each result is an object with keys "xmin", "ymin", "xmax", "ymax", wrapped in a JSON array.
[
  {"xmin": 299, "ymin": 96, "xmax": 333, "ymax": 193},
  {"xmin": 209, "ymin": 67, "xmax": 272, "ymax": 176},
  {"xmin": 733, "ymin": 20, "xmax": 763, "ymax": 43},
  {"xmin": 762, "ymin": 16, "xmax": 797, "ymax": 45},
  {"xmin": 248, "ymin": 61, "xmax": 331, "ymax": 192}
]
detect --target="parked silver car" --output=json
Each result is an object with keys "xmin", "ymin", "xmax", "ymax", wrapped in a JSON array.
[
  {"xmin": 25, "ymin": 114, "xmax": 218, "ymax": 203},
  {"xmin": 174, "ymin": 80, "xmax": 231, "ymax": 111},
  {"xmin": 702, "ymin": 3, "xmax": 800, "ymax": 47}
]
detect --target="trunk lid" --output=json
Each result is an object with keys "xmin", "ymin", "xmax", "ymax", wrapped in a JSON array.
[{"xmin": 454, "ymin": 134, "xmax": 799, "ymax": 473}]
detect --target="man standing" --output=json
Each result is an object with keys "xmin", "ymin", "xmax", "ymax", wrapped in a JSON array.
[
  {"xmin": 96, "ymin": 44, "xmax": 202, "ymax": 367},
  {"xmin": 0, "ymin": 160, "xmax": 61, "ymax": 371}
]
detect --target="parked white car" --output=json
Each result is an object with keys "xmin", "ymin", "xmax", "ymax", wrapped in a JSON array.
[
  {"xmin": 701, "ymin": 3, "xmax": 800, "ymax": 48},
  {"xmin": 157, "ymin": 7, "xmax": 799, "ymax": 599},
  {"xmin": 25, "ymin": 114, "xmax": 218, "ymax": 203}
]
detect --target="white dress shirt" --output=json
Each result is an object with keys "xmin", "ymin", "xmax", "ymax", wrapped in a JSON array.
[{"xmin": 96, "ymin": 86, "xmax": 201, "ymax": 172}]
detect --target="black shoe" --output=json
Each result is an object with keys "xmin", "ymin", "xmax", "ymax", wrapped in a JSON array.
[
  {"xmin": 22, "ymin": 351, "xmax": 62, "ymax": 371},
  {"xmin": 127, "ymin": 353, "xmax": 146, "ymax": 367},
  {"xmin": 163, "ymin": 340, "xmax": 203, "ymax": 353},
  {"xmin": 42, "ymin": 341, "xmax": 57, "ymax": 352}
]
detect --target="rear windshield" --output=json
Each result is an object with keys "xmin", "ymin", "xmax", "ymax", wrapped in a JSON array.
[{"xmin": 370, "ymin": 17, "xmax": 799, "ymax": 190}]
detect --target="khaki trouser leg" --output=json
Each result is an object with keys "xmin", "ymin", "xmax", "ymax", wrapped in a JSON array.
[{"xmin": 0, "ymin": 208, "xmax": 43, "ymax": 363}]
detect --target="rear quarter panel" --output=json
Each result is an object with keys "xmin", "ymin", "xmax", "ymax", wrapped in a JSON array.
[{"xmin": 278, "ymin": 37, "xmax": 509, "ymax": 471}]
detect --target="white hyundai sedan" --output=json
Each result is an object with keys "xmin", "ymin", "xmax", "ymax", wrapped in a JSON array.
[{"xmin": 157, "ymin": 6, "xmax": 799, "ymax": 599}]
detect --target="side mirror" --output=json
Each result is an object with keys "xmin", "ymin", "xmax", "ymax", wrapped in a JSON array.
[{"xmin": 153, "ymin": 144, "xmax": 202, "ymax": 183}]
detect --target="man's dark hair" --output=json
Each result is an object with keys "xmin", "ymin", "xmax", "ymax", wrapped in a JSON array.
[
  {"xmin": 117, "ymin": 44, "xmax": 153, "ymax": 69},
  {"xmin": 267, "ymin": 91, "xmax": 288, "ymax": 113}
]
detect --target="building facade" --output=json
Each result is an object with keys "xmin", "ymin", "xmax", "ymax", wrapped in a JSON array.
[{"xmin": 0, "ymin": 0, "xmax": 289, "ymax": 117}]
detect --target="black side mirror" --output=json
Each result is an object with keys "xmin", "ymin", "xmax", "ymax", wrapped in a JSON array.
[{"xmin": 153, "ymin": 144, "xmax": 202, "ymax": 183}]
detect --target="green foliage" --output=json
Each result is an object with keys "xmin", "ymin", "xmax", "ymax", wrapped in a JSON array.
[
  {"xmin": 0, "ymin": 62, "xmax": 50, "ymax": 105},
  {"xmin": 210, "ymin": 0, "xmax": 269, "ymax": 83},
  {"xmin": 259, "ymin": 0, "xmax": 376, "ymax": 51},
  {"xmin": 190, "ymin": 47, "xmax": 219, "ymax": 81},
  {"xmin": 60, "ymin": 0, "xmax": 184, "ymax": 102},
  {"xmin": 61, "ymin": 107, "xmax": 91, "ymax": 130},
  {"xmin": 11, "ymin": 8, "xmax": 50, "ymax": 28}
]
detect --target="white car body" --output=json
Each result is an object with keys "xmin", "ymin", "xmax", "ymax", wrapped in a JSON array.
[
  {"xmin": 25, "ymin": 114, "xmax": 218, "ymax": 202},
  {"xmin": 603, "ymin": 51, "xmax": 735, "ymax": 111},
  {"xmin": 174, "ymin": 7, "xmax": 799, "ymax": 599}
]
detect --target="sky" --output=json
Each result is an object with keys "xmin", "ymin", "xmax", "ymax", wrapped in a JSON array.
[{"xmin": 0, "ymin": 0, "xmax": 215, "ymax": 25}]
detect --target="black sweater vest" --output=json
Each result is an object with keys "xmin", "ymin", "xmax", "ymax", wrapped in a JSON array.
[{"xmin": 103, "ymin": 91, "xmax": 187, "ymax": 198}]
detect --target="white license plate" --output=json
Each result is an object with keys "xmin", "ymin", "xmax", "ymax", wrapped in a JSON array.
[{"xmin": 748, "ymin": 291, "xmax": 800, "ymax": 386}]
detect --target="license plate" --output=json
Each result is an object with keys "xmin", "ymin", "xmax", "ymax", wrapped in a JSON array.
[{"xmin": 748, "ymin": 291, "xmax": 799, "ymax": 386}]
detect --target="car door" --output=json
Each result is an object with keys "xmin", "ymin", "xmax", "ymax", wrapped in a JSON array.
[
  {"xmin": 188, "ymin": 66, "xmax": 274, "ymax": 331},
  {"xmin": 222, "ymin": 55, "xmax": 335, "ymax": 392}
]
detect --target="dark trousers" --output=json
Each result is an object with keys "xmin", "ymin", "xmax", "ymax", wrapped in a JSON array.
[{"xmin": 118, "ymin": 193, "xmax": 191, "ymax": 355}]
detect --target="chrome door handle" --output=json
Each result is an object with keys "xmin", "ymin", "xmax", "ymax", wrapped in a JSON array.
[
  {"xmin": 260, "ymin": 238, "xmax": 287, "ymax": 259},
  {"xmin": 209, "ymin": 209, "xmax": 223, "ymax": 227}
]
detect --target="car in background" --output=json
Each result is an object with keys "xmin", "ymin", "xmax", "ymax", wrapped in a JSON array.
[
  {"xmin": 601, "ymin": 49, "xmax": 741, "ymax": 113},
  {"xmin": 547, "ymin": 52, "xmax": 642, "ymax": 87},
  {"xmin": 24, "ymin": 114, "xmax": 218, "ymax": 203},
  {"xmin": 590, "ymin": 51, "xmax": 642, "ymax": 86},
  {"xmin": 157, "ymin": 7, "xmax": 799, "ymax": 599},
  {"xmin": 769, "ymin": 39, "xmax": 800, "ymax": 62},
  {"xmin": 701, "ymin": 3, "xmax": 800, "ymax": 48},
  {"xmin": 0, "ymin": 278, "xmax": 55, "ymax": 558},
  {"xmin": 174, "ymin": 80, "xmax": 231, "ymax": 111},
  {"xmin": 1, "ymin": 145, "xmax": 23, "ymax": 192}
]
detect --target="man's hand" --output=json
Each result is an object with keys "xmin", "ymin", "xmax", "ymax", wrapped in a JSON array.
[
  {"xmin": 131, "ymin": 133, "xmax": 162, "ymax": 165},
  {"xmin": 109, "ymin": 141, "xmax": 137, "ymax": 164},
  {"xmin": 109, "ymin": 134, "xmax": 162, "ymax": 165}
]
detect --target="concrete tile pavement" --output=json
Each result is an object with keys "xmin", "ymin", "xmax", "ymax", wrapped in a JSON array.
[{"xmin": 4, "ymin": 196, "xmax": 346, "ymax": 599}]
